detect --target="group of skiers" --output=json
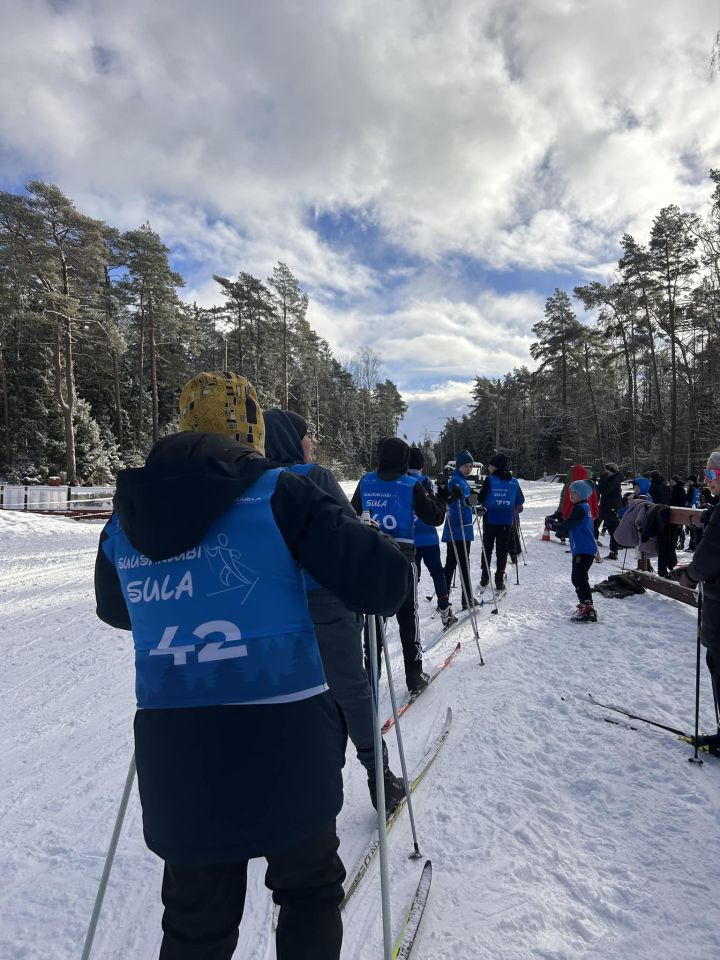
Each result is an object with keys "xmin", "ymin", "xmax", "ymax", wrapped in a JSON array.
[
  {"xmin": 92, "ymin": 367, "xmax": 720, "ymax": 957},
  {"xmin": 94, "ymin": 369, "xmax": 527, "ymax": 960}
]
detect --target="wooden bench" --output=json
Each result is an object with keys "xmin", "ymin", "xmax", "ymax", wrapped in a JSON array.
[{"xmin": 629, "ymin": 505, "xmax": 705, "ymax": 606}]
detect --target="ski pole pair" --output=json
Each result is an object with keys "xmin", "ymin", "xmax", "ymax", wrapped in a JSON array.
[
  {"xmin": 365, "ymin": 610, "xmax": 427, "ymax": 959},
  {"xmin": 445, "ymin": 503, "xmax": 485, "ymax": 662}
]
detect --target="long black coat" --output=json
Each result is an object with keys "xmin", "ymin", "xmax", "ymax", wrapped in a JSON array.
[
  {"xmin": 598, "ymin": 471, "xmax": 622, "ymax": 521},
  {"xmin": 689, "ymin": 504, "xmax": 720, "ymax": 648}
]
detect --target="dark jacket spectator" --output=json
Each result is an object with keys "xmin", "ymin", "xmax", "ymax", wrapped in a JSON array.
[
  {"xmin": 649, "ymin": 470, "xmax": 671, "ymax": 506},
  {"xmin": 670, "ymin": 476, "xmax": 686, "ymax": 508},
  {"xmin": 598, "ymin": 464, "xmax": 622, "ymax": 521}
]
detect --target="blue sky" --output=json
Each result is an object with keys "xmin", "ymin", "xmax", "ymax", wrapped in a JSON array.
[{"xmin": 2, "ymin": 0, "xmax": 719, "ymax": 441}]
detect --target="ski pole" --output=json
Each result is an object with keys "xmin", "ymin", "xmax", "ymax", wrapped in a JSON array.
[
  {"xmin": 365, "ymin": 614, "xmax": 393, "ymax": 959},
  {"xmin": 517, "ymin": 515, "xmax": 528, "ymax": 564},
  {"xmin": 376, "ymin": 616, "xmax": 423, "ymax": 859},
  {"xmin": 80, "ymin": 753, "xmax": 137, "ymax": 960},
  {"xmin": 446, "ymin": 507, "xmax": 484, "ymax": 663},
  {"xmin": 689, "ymin": 584, "xmax": 704, "ymax": 766},
  {"xmin": 472, "ymin": 510, "xmax": 500, "ymax": 614}
]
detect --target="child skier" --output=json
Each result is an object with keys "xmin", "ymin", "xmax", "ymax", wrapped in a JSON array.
[{"xmin": 549, "ymin": 478, "xmax": 598, "ymax": 623}]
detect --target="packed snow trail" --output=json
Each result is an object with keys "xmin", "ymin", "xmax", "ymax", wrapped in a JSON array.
[{"xmin": 2, "ymin": 484, "xmax": 720, "ymax": 959}]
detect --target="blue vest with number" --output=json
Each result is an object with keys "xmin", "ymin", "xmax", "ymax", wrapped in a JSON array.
[
  {"xmin": 359, "ymin": 471, "xmax": 418, "ymax": 544},
  {"xmin": 408, "ymin": 469, "xmax": 440, "ymax": 547},
  {"xmin": 485, "ymin": 473, "xmax": 520, "ymax": 526},
  {"xmin": 289, "ymin": 463, "xmax": 321, "ymax": 592},
  {"xmin": 442, "ymin": 470, "xmax": 474, "ymax": 542},
  {"xmin": 101, "ymin": 468, "xmax": 326, "ymax": 709},
  {"xmin": 569, "ymin": 501, "xmax": 597, "ymax": 556}
]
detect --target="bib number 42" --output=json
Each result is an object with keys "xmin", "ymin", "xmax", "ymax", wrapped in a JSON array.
[{"xmin": 149, "ymin": 620, "xmax": 248, "ymax": 666}]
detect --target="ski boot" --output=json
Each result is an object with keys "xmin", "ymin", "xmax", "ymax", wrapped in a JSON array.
[
  {"xmin": 494, "ymin": 574, "xmax": 506, "ymax": 593},
  {"xmin": 440, "ymin": 605, "xmax": 459, "ymax": 629},
  {"xmin": 406, "ymin": 670, "xmax": 430, "ymax": 696},
  {"xmin": 367, "ymin": 740, "xmax": 406, "ymax": 814},
  {"xmin": 571, "ymin": 603, "xmax": 597, "ymax": 623},
  {"xmin": 461, "ymin": 596, "xmax": 481, "ymax": 611},
  {"xmin": 605, "ymin": 551, "xmax": 618, "ymax": 560}
]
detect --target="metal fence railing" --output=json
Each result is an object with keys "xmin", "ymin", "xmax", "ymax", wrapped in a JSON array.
[{"xmin": 0, "ymin": 484, "xmax": 115, "ymax": 515}]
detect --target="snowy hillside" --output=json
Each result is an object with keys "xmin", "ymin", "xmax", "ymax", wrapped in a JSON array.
[{"xmin": 2, "ymin": 483, "xmax": 719, "ymax": 959}]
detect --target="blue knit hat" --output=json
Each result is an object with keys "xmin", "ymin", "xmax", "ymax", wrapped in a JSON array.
[
  {"xmin": 570, "ymin": 479, "xmax": 593, "ymax": 500},
  {"xmin": 455, "ymin": 449, "xmax": 473, "ymax": 468},
  {"xmin": 633, "ymin": 476, "xmax": 650, "ymax": 496}
]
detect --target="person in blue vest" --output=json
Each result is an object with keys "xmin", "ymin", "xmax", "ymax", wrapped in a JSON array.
[
  {"xmin": 351, "ymin": 437, "xmax": 446, "ymax": 693},
  {"xmin": 442, "ymin": 449, "xmax": 479, "ymax": 609},
  {"xmin": 477, "ymin": 453, "xmax": 525, "ymax": 592},
  {"xmin": 548, "ymin": 479, "xmax": 598, "ymax": 623},
  {"xmin": 408, "ymin": 446, "xmax": 457, "ymax": 628},
  {"xmin": 263, "ymin": 408, "xmax": 405, "ymax": 813},
  {"xmin": 94, "ymin": 372, "xmax": 410, "ymax": 960}
]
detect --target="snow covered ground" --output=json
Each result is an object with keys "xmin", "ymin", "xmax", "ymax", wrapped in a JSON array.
[{"xmin": 2, "ymin": 482, "xmax": 719, "ymax": 959}]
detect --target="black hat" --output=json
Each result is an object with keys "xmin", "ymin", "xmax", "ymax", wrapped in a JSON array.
[
  {"xmin": 408, "ymin": 447, "xmax": 424, "ymax": 471},
  {"xmin": 489, "ymin": 453, "xmax": 508, "ymax": 471}
]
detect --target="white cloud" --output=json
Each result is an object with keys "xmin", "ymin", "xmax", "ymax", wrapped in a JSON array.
[
  {"xmin": 2, "ymin": 0, "xmax": 718, "ymax": 438},
  {"xmin": 2, "ymin": 0, "xmax": 717, "ymax": 275}
]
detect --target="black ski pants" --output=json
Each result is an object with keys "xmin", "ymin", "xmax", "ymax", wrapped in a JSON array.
[
  {"xmin": 159, "ymin": 820, "xmax": 345, "ymax": 960},
  {"xmin": 706, "ymin": 645, "xmax": 720, "ymax": 720},
  {"xmin": 415, "ymin": 543, "xmax": 450, "ymax": 606},
  {"xmin": 605, "ymin": 516, "xmax": 620, "ymax": 555},
  {"xmin": 307, "ymin": 588, "xmax": 374, "ymax": 771},
  {"xmin": 444, "ymin": 539, "xmax": 474, "ymax": 607},
  {"xmin": 364, "ymin": 566, "xmax": 423, "ymax": 689},
  {"xmin": 572, "ymin": 554, "xmax": 595, "ymax": 605},
  {"xmin": 481, "ymin": 523, "xmax": 511, "ymax": 585}
]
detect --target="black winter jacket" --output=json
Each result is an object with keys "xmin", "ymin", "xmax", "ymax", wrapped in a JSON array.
[
  {"xmin": 670, "ymin": 481, "xmax": 686, "ymax": 509},
  {"xmin": 688, "ymin": 504, "xmax": 720, "ymax": 648},
  {"xmin": 95, "ymin": 432, "xmax": 411, "ymax": 863},
  {"xmin": 649, "ymin": 478, "xmax": 670, "ymax": 505},
  {"xmin": 597, "ymin": 471, "xmax": 622, "ymax": 520}
]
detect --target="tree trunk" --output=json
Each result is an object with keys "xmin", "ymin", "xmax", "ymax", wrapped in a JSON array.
[
  {"xmin": 584, "ymin": 342, "xmax": 604, "ymax": 462},
  {"xmin": 138, "ymin": 286, "xmax": 145, "ymax": 439},
  {"xmin": 53, "ymin": 315, "xmax": 77, "ymax": 484},
  {"xmin": 148, "ymin": 292, "xmax": 159, "ymax": 444},
  {"xmin": 0, "ymin": 350, "xmax": 11, "ymax": 466},
  {"xmin": 112, "ymin": 347, "xmax": 123, "ymax": 455}
]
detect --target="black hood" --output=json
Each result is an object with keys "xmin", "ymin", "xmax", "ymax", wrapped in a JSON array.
[
  {"xmin": 264, "ymin": 409, "xmax": 305, "ymax": 466},
  {"xmin": 377, "ymin": 437, "xmax": 410, "ymax": 473},
  {"xmin": 114, "ymin": 432, "xmax": 268, "ymax": 561}
]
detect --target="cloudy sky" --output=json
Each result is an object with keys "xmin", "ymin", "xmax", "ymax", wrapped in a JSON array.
[{"xmin": 2, "ymin": 0, "xmax": 719, "ymax": 440}]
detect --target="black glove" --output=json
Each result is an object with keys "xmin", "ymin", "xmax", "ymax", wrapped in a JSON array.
[
  {"xmin": 450, "ymin": 486, "xmax": 464, "ymax": 501},
  {"xmin": 465, "ymin": 493, "xmax": 479, "ymax": 508},
  {"xmin": 674, "ymin": 565, "xmax": 697, "ymax": 590}
]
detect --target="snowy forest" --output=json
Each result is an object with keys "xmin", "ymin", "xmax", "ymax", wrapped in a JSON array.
[
  {"xmin": 435, "ymin": 169, "xmax": 720, "ymax": 479},
  {"xmin": 0, "ymin": 182, "xmax": 406, "ymax": 484}
]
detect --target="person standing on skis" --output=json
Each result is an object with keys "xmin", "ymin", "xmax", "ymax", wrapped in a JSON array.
[
  {"xmin": 442, "ymin": 449, "xmax": 479, "ymax": 609},
  {"xmin": 675, "ymin": 452, "xmax": 720, "ymax": 753},
  {"xmin": 94, "ymin": 372, "xmax": 410, "ymax": 960},
  {"xmin": 263, "ymin": 408, "xmax": 405, "ymax": 812},
  {"xmin": 547, "ymin": 478, "xmax": 598, "ymax": 623},
  {"xmin": 477, "ymin": 453, "xmax": 525, "ymax": 593},
  {"xmin": 352, "ymin": 437, "xmax": 446, "ymax": 694},
  {"xmin": 407, "ymin": 446, "xmax": 457, "ymax": 629}
]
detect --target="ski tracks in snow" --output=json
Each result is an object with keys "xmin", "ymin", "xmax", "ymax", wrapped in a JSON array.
[{"xmin": 4, "ymin": 489, "xmax": 720, "ymax": 959}]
